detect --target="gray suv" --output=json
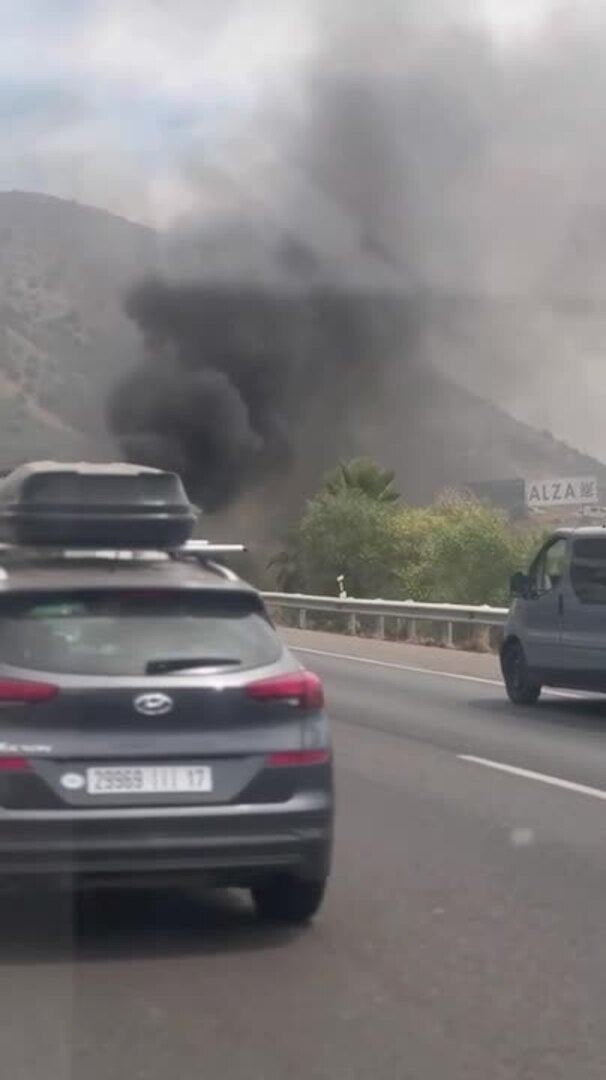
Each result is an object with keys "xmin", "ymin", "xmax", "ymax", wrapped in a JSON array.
[
  {"xmin": 502, "ymin": 526, "xmax": 606, "ymax": 704},
  {"xmin": 0, "ymin": 462, "xmax": 333, "ymax": 925}
]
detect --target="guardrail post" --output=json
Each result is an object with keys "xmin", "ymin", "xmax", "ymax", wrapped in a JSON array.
[
  {"xmin": 348, "ymin": 613, "xmax": 357, "ymax": 636},
  {"xmin": 376, "ymin": 615, "xmax": 385, "ymax": 640},
  {"xmin": 408, "ymin": 618, "xmax": 417, "ymax": 644},
  {"xmin": 444, "ymin": 620, "xmax": 454, "ymax": 648},
  {"xmin": 472, "ymin": 624, "xmax": 491, "ymax": 652},
  {"xmin": 298, "ymin": 607, "xmax": 307, "ymax": 630}
]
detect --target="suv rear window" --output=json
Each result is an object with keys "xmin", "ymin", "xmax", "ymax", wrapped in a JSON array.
[{"xmin": 0, "ymin": 590, "xmax": 281, "ymax": 675}]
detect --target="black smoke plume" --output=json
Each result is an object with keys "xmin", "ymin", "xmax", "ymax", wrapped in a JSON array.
[
  {"xmin": 108, "ymin": 2, "xmax": 606, "ymax": 510},
  {"xmin": 108, "ymin": 5, "xmax": 423, "ymax": 513},
  {"xmin": 109, "ymin": 281, "xmax": 294, "ymax": 511},
  {"xmin": 108, "ymin": 277, "xmax": 416, "ymax": 513}
]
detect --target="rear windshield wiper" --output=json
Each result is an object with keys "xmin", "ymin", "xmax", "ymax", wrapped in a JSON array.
[{"xmin": 145, "ymin": 657, "xmax": 241, "ymax": 674}]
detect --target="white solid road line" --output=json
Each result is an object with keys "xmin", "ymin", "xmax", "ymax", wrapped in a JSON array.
[
  {"xmin": 459, "ymin": 754, "xmax": 606, "ymax": 801},
  {"xmin": 291, "ymin": 644, "xmax": 583, "ymax": 698},
  {"xmin": 292, "ymin": 645, "xmax": 503, "ymax": 687}
]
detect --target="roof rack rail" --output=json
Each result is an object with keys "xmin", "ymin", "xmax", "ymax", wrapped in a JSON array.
[
  {"xmin": 170, "ymin": 541, "xmax": 247, "ymax": 581},
  {"xmin": 174, "ymin": 541, "xmax": 247, "ymax": 557},
  {"xmin": 0, "ymin": 540, "xmax": 247, "ymax": 565}
]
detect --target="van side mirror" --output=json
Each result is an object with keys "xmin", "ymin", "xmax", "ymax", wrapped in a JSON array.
[{"xmin": 510, "ymin": 572, "xmax": 529, "ymax": 598}]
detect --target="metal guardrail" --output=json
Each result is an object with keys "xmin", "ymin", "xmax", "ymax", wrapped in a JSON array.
[{"xmin": 262, "ymin": 592, "xmax": 509, "ymax": 648}]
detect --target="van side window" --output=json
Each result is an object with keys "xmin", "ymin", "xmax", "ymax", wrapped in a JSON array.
[
  {"xmin": 571, "ymin": 538, "xmax": 606, "ymax": 605},
  {"xmin": 530, "ymin": 537, "xmax": 568, "ymax": 596}
]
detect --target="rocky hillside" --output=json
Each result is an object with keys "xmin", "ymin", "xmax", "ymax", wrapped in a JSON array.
[
  {"xmin": 0, "ymin": 189, "xmax": 604, "ymax": 508},
  {"xmin": 0, "ymin": 191, "xmax": 156, "ymax": 465}
]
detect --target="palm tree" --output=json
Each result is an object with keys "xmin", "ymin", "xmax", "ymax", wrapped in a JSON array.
[{"xmin": 324, "ymin": 457, "xmax": 400, "ymax": 504}]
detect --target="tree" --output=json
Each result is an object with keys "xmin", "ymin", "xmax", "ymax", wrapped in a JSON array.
[
  {"xmin": 410, "ymin": 493, "xmax": 544, "ymax": 606},
  {"xmin": 268, "ymin": 477, "xmax": 545, "ymax": 607},
  {"xmin": 323, "ymin": 457, "xmax": 400, "ymax": 503},
  {"xmin": 271, "ymin": 487, "xmax": 406, "ymax": 598}
]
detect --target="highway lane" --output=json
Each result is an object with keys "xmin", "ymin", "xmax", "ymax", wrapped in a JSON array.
[
  {"xmin": 288, "ymin": 629, "xmax": 606, "ymax": 794},
  {"xmin": 2, "ymin": 631, "xmax": 606, "ymax": 1078}
]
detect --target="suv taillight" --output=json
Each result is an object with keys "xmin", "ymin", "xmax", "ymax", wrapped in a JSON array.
[
  {"xmin": 246, "ymin": 671, "xmax": 324, "ymax": 709},
  {"xmin": 267, "ymin": 750, "xmax": 330, "ymax": 767},
  {"xmin": 0, "ymin": 756, "xmax": 31, "ymax": 771},
  {"xmin": 0, "ymin": 679, "xmax": 58, "ymax": 703}
]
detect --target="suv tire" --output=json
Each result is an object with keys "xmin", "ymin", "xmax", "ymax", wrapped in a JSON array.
[
  {"xmin": 252, "ymin": 874, "xmax": 327, "ymax": 925},
  {"xmin": 501, "ymin": 640, "xmax": 542, "ymax": 705}
]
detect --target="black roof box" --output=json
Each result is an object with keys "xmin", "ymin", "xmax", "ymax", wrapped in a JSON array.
[{"xmin": 0, "ymin": 461, "xmax": 197, "ymax": 549}]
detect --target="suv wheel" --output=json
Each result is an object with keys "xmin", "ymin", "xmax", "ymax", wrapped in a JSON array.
[
  {"xmin": 501, "ymin": 640, "xmax": 542, "ymax": 705},
  {"xmin": 252, "ymin": 874, "xmax": 327, "ymax": 925}
]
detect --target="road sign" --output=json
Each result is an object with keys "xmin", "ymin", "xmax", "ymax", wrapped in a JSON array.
[{"xmin": 525, "ymin": 476, "xmax": 598, "ymax": 509}]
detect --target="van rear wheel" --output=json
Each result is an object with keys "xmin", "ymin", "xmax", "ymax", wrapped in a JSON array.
[{"xmin": 501, "ymin": 640, "xmax": 542, "ymax": 705}]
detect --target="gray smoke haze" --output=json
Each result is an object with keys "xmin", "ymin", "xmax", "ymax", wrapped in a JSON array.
[{"xmin": 109, "ymin": 2, "xmax": 606, "ymax": 513}]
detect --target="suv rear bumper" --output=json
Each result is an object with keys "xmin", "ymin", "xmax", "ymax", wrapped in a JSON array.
[{"xmin": 0, "ymin": 791, "xmax": 333, "ymax": 888}]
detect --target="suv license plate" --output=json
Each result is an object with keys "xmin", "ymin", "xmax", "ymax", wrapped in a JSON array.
[{"xmin": 86, "ymin": 765, "xmax": 213, "ymax": 795}]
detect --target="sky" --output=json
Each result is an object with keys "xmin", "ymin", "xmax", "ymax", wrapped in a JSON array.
[
  {"xmin": 0, "ymin": 0, "xmax": 555, "ymax": 224},
  {"xmin": 0, "ymin": 0, "xmax": 312, "ymax": 222}
]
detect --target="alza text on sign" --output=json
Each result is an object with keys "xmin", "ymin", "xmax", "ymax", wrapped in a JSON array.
[{"xmin": 525, "ymin": 477, "xmax": 598, "ymax": 507}]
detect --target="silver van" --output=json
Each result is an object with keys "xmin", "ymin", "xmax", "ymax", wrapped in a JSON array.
[{"xmin": 501, "ymin": 527, "xmax": 606, "ymax": 704}]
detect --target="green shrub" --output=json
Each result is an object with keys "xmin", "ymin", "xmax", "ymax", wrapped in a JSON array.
[{"xmin": 269, "ymin": 462, "xmax": 546, "ymax": 606}]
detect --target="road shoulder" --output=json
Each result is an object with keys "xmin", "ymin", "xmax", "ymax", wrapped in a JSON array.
[{"xmin": 282, "ymin": 627, "xmax": 502, "ymax": 681}]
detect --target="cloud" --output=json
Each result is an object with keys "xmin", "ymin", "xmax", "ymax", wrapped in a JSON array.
[
  {"xmin": 74, "ymin": 0, "xmax": 310, "ymax": 102},
  {"xmin": 0, "ymin": 0, "xmax": 576, "ymax": 224},
  {"xmin": 0, "ymin": 0, "xmax": 312, "ymax": 221}
]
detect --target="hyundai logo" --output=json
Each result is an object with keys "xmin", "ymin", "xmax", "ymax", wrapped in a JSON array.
[{"xmin": 134, "ymin": 692, "xmax": 174, "ymax": 717}]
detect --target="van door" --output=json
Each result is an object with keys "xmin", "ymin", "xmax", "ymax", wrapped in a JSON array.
[
  {"xmin": 560, "ymin": 536, "xmax": 606, "ymax": 682},
  {"xmin": 522, "ymin": 536, "xmax": 568, "ymax": 672}
]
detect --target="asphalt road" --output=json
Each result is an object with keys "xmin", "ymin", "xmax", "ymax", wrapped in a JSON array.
[{"xmin": 4, "ymin": 630, "xmax": 606, "ymax": 1079}]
